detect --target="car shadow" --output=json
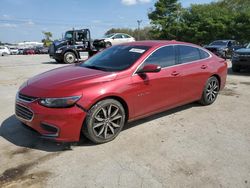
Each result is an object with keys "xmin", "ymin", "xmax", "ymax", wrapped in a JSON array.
[
  {"xmin": 123, "ymin": 102, "xmax": 200, "ymax": 131},
  {"xmin": 0, "ymin": 115, "xmax": 92, "ymax": 152},
  {"xmin": 0, "ymin": 103, "xmax": 200, "ymax": 151},
  {"xmin": 228, "ymin": 67, "xmax": 250, "ymax": 76},
  {"xmin": 42, "ymin": 61, "xmax": 65, "ymax": 65}
]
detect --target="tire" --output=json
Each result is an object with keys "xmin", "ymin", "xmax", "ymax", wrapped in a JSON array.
[
  {"xmin": 83, "ymin": 99, "xmax": 126, "ymax": 144},
  {"xmin": 199, "ymin": 76, "xmax": 220, "ymax": 106},
  {"xmin": 64, "ymin": 51, "xmax": 76, "ymax": 64},
  {"xmin": 232, "ymin": 64, "xmax": 240, "ymax": 72},
  {"xmin": 105, "ymin": 42, "xmax": 112, "ymax": 48}
]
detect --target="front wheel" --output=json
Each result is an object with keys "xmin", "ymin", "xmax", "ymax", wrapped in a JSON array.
[
  {"xmin": 199, "ymin": 76, "xmax": 220, "ymax": 105},
  {"xmin": 64, "ymin": 52, "xmax": 76, "ymax": 64},
  {"xmin": 83, "ymin": 99, "xmax": 126, "ymax": 144},
  {"xmin": 105, "ymin": 42, "xmax": 112, "ymax": 48}
]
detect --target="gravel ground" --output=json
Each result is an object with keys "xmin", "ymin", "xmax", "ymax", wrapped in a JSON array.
[{"xmin": 0, "ymin": 55, "xmax": 250, "ymax": 188}]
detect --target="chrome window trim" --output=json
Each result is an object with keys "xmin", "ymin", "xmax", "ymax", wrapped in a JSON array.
[{"xmin": 132, "ymin": 44, "xmax": 212, "ymax": 76}]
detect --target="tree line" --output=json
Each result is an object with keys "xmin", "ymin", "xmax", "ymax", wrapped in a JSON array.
[{"xmin": 106, "ymin": 0, "xmax": 250, "ymax": 45}]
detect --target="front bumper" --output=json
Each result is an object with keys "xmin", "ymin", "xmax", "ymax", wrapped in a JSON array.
[
  {"xmin": 49, "ymin": 52, "xmax": 64, "ymax": 61},
  {"xmin": 232, "ymin": 57, "xmax": 250, "ymax": 67},
  {"xmin": 15, "ymin": 99, "xmax": 87, "ymax": 142}
]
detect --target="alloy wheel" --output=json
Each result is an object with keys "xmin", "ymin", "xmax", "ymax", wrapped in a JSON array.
[
  {"xmin": 93, "ymin": 104, "xmax": 123, "ymax": 139},
  {"xmin": 206, "ymin": 79, "xmax": 219, "ymax": 102}
]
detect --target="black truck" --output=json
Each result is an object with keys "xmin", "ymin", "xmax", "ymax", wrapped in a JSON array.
[{"xmin": 49, "ymin": 29, "xmax": 102, "ymax": 64}]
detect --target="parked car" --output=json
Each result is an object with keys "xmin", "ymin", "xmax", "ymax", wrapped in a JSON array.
[
  {"xmin": 231, "ymin": 42, "xmax": 250, "ymax": 72},
  {"xmin": 0, "ymin": 46, "xmax": 11, "ymax": 56},
  {"xmin": 16, "ymin": 41, "xmax": 227, "ymax": 143},
  {"xmin": 23, "ymin": 48, "xmax": 35, "ymax": 55},
  {"xmin": 9, "ymin": 47, "xmax": 19, "ymax": 55},
  {"xmin": 18, "ymin": 48, "xmax": 24, "ymax": 55},
  {"xmin": 93, "ymin": 33, "xmax": 135, "ymax": 48},
  {"xmin": 204, "ymin": 40, "xmax": 242, "ymax": 59},
  {"xmin": 35, "ymin": 46, "xmax": 48, "ymax": 54}
]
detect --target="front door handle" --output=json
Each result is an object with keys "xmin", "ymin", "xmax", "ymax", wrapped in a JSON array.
[
  {"xmin": 171, "ymin": 71, "xmax": 180, "ymax": 76},
  {"xmin": 201, "ymin": 65, "xmax": 208, "ymax": 69}
]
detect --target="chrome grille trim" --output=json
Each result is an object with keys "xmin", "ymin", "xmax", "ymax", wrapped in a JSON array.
[
  {"xmin": 17, "ymin": 93, "xmax": 38, "ymax": 103},
  {"xmin": 15, "ymin": 103, "xmax": 34, "ymax": 122}
]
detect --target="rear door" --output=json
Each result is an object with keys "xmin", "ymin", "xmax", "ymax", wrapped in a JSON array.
[
  {"xmin": 176, "ymin": 45, "xmax": 211, "ymax": 103},
  {"xmin": 131, "ymin": 45, "xmax": 183, "ymax": 118}
]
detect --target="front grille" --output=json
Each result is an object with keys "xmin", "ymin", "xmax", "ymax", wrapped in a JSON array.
[
  {"xmin": 15, "ymin": 104, "xmax": 34, "ymax": 121},
  {"xmin": 239, "ymin": 53, "xmax": 250, "ymax": 57},
  {"xmin": 18, "ymin": 93, "xmax": 37, "ymax": 102}
]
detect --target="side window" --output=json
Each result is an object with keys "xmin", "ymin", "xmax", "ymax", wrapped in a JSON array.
[
  {"xmin": 199, "ymin": 49, "xmax": 210, "ymax": 59},
  {"xmin": 144, "ymin": 46, "xmax": 176, "ymax": 68},
  {"xmin": 76, "ymin": 32, "xmax": 85, "ymax": 41},
  {"xmin": 123, "ymin": 34, "xmax": 130, "ymax": 38},
  {"xmin": 178, "ymin": 45, "xmax": 201, "ymax": 64},
  {"xmin": 114, "ymin": 34, "xmax": 123, "ymax": 39}
]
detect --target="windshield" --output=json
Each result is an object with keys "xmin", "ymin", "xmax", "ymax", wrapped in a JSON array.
[
  {"xmin": 246, "ymin": 43, "xmax": 250, "ymax": 48},
  {"xmin": 104, "ymin": 33, "xmax": 115, "ymax": 38},
  {"xmin": 64, "ymin": 31, "xmax": 73, "ymax": 40},
  {"xmin": 81, "ymin": 45, "xmax": 150, "ymax": 71},
  {"xmin": 210, "ymin": 40, "xmax": 228, "ymax": 46}
]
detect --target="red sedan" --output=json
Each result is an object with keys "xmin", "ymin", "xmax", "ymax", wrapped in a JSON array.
[{"xmin": 16, "ymin": 41, "xmax": 227, "ymax": 143}]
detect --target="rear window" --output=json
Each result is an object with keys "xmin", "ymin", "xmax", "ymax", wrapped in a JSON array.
[
  {"xmin": 81, "ymin": 45, "xmax": 150, "ymax": 71},
  {"xmin": 199, "ymin": 49, "xmax": 210, "ymax": 59}
]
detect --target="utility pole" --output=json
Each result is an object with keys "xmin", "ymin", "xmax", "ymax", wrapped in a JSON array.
[{"xmin": 137, "ymin": 20, "xmax": 142, "ymax": 41}]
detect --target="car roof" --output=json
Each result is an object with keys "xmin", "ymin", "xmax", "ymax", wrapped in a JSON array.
[{"xmin": 120, "ymin": 40, "xmax": 200, "ymax": 48}]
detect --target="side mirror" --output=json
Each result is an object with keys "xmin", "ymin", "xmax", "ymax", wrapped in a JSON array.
[{"xmin": 137, "ymin": 64, "xmax": 161, "ymax": 74}]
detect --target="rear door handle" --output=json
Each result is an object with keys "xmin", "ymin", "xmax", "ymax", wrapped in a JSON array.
[
  {"xmin": 201, "ymin": 65, "xmax": 208, "ymax": 69},
  {"xmin": 171, "ymin": 71, "xmax": 180, "ymax": 76}
]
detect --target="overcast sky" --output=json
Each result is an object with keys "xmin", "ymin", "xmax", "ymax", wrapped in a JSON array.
[{"xmin": 0, "ymin": 0, "xmax": 213, "ymax": 43}]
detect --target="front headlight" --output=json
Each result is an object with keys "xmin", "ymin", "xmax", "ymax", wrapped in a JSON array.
[
  {"xmin": 39, "ymin": 96, "xmax": 81, "ymax": 108},
  {"xmin": 56, "ymin": 49, "xmax": 62, "ymax": 53}
]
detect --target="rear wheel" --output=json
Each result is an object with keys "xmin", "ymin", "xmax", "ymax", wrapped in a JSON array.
[
  {"xmin": 232, "ymin": 64, "xmax": 240, "ymax": 72},
  {"xmin": 199, "ymin": 76, "xmax": 220, "ymax": 105},
  {"xmin": 64, "ymin": 52, "xmax": 76, "ymax": 64},
  {"xmin": 83, "ymin": 99, "xmax": 126, "ymax": 144}
]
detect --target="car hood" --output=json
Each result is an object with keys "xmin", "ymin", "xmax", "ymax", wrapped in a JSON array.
[
  {"xmin": 94, "ymin": 38, "xmax": 110, "ymax": 41},
  {"xmin": 235, "ymin": 48, "xmax": 250, "ymax": 53},
  {"xmin": 19, "ymin": 65, "xmax": 117, "ymax": 97}
]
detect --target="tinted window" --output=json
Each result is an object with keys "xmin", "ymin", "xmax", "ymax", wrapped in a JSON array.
[
  {"xmin": 81, "ymin": 45, "xmax": 149, "ymax": 71},
  {"xmin": 123, "ymin": 34, "xmax": 131, "ymax": 38},
  {"xmin": 178, "ymin": 46, "xmax": 201, "ymax": 64},
  {"xmin": 114, "ymin": 34, "xmax": 123, "ymax": 39},
  {"xmin": 144, "ymin": 46, "xmax": 176, "ymax": 68},
  {"xmin": 199, "ymin": 49, "xmax": 210, "ymax": 59},
  {"xmin": 210, "ymin": 40, "xmax": 228, "ymax": 46}
]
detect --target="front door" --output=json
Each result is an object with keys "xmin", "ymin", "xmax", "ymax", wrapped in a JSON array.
[{"xmin": 130, "ymin": 45, "xmax": 182, "ymax": 118}]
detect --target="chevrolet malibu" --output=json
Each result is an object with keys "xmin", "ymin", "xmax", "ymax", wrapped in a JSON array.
[{"xmin": 16, "ymin": 41, "xmax": 227, "ymax": 143}]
